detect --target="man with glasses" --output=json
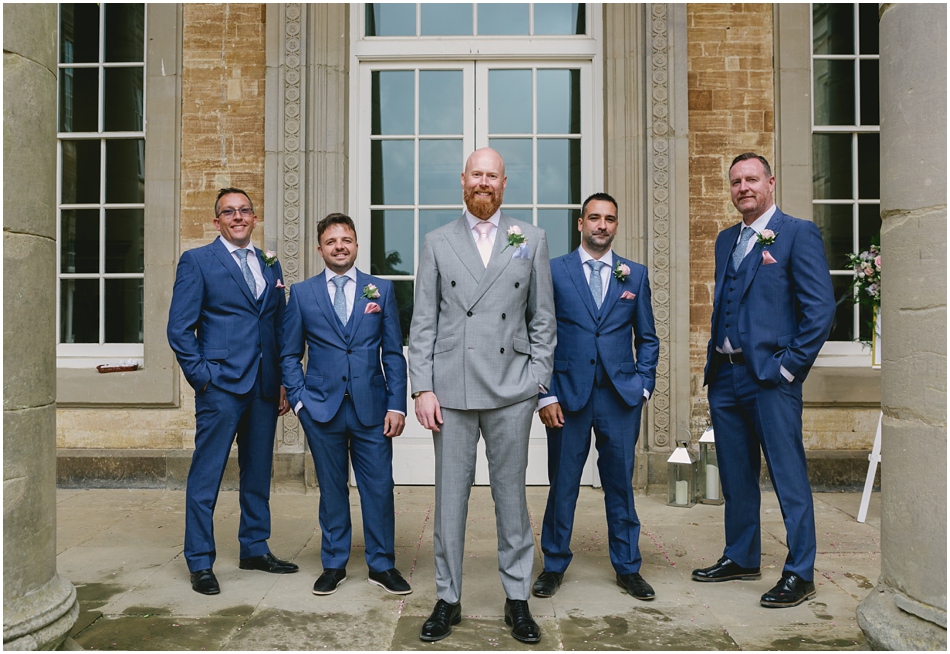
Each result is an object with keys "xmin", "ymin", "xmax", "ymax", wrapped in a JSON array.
[{"xmin": 168, "ymin": 187, "xmax": 297, "ymax": 595}]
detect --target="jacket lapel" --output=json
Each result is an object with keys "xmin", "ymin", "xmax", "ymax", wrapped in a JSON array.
[
  {"xmin": 349, "ymin": 271, "xmax": 371, "ymax": 337},
  {"xmin": 599, "ymin": 256, "xmax": 622, "ymax": 318},
  {"xmin": 468, "ymin": 213, "xmax": 515, "ymax": 309},
  {"xmin": 212, "ymin": 238, "xmax": 257, "ymax": 307},
  {"xmin": 310, "ymin": 272, "xmax": 346, "ymax": 342},
  {"xmin": 445, "ymin": 215, "xmax": 486, "ymax": 283},
  {"xmin": 738, "ymin": 211, "xmax": 785, "ymax": 298}
]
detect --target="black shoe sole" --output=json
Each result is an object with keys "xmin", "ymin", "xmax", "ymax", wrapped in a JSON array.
[
  {"xmin": 312, "ymin": 577, "xmax": 346, "ymax": 595},
  {"xmin": 368, "ymin": 577, "xmax": 412, "ymax": 595},
  {"xmin": 504, "ymin": 616, "xmax": 541, "ymax": 643},
  {"xmin": 192, "ymin": 585, "xmax": 220, "ymax": 595},
  {"xmin": 239, "ymin": 562, "xmax": 299, "ymax": 574},
  {"xmin": 616, "ymin": 579, "xmax": 656, "ymax": 601},
  {"xmin": 760, "ymin": 589, "xmax": 816, "ymax": 608},
  {"xmin": 419, "ymin": 615, "xmax": 461, "ymax": 642},
  {"xmin": 691, "ymin": 572, "xmax": 761, "ymax": 582},
  {"xmin": 531, "ymin": 586, "xmax": 557, "ymax": 598}
]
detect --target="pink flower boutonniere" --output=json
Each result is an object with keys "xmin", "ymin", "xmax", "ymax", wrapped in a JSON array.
[
  {"xmin": 361, "ymin": 283, "xmax": 380, "ymax": 300},
  {"xmin": 261, "ymin": 250, "xmax": 278, "ymax": 267},
  {"xmin": 756, "ymin": 229, "xmax": 777, "ymax": 247},
  {"xmin": 613, "ymin": 261, "xmax": 631, "ymax": 282},
  {"xmin": 502, "ymin": 225, "xmax": 528, "ymax": 252}
]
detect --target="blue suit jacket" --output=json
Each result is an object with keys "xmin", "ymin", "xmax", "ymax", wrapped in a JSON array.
[
  {"xmin": 541, "ymin": 249, "xmax": 660, "ymax": 412},
  {"xmin": 280, "ymin": 270, "xmax": 407, "ymax": 427},
  {"xmin": 167, "ymin": 238, "xmax": 285, "ymax": 398},
  {"xmin": 704, "ymin": 208, "xmax": 836, "ymax": 386}
]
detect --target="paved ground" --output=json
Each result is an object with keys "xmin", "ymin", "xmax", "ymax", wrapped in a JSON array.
[{"xmin": 57, "ymin": 486, "xmax": 880, "ymax": 651}]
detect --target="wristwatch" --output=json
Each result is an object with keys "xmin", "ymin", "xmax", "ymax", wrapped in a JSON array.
[{"xmin": 411, "ymin": 391, "xmax": 427, "ymax": 399}]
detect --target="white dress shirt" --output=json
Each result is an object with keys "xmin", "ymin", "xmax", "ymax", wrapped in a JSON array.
[{"xmin": 219, "ymin": 236, "xmax": 266, "ymax": 298}]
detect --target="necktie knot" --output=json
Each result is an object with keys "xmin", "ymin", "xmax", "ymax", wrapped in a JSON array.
[
  {"xmin": 474, "ymin": 221, "xmax": 493, "ymax": 237},
  {"xmin": 236, "ymin": 249, "xmax": 249, "ymax": 262},
  {"xmin": 332, "ymin": 275, "xmax": 348, "ymax": 290},
  {"xmin": 588, "ymin": 260, "xmax": 606, "ymax": 274}
]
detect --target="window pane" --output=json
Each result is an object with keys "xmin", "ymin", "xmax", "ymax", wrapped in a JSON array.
[
  {"xmin": 420, "ymin": 140, "xmax": 463, "ymax": 205},
  {"xmin": 365, "ymin": 3, "xmax": 415, "ymax": 37},
  {"xmin": 813, "ymin": 4, "xmax": 854, "ymax": 55},
  {"xmin": 105, "ymin": 209, "xmax": 144, "ymax": 273},
  {"xmin": 421, "ymin": 4, "xmax": 472, "ymax": 36},
  {"xmin": 859, "ymin": 3, "xmax": 879, "ymax": 55},
  {"xmin": 537, "ymin": 69, "xmax": 580, "ymax": 134},
  {"xmin": 478, "ymin": 4, "xmax": 529, "ymax": 35},
  {"xmin": 489, "ymin": 70, "xmax": 532, "ymax": 134},
  {"xmin": 538, "ymin": 208, "xmax": 580, "ymax": 259},
  {"xmin": 812, "ymin": 203, "xmax": 853, "ymax": 269},
  {"xmin": 534, "ymin": 3, "xmax": 585, "ymax": 35},
  {"xmin": 857, "ymin": 134, "xmax": 880, "ymax": 199},
  {"xmin": 502, "ymin": 209, "xmax": 532, "ymax": 223},
  {"xmin": 371, "ymin": 140, "xmax": 414, "ymax": 205},
  {"xmin": 858, "ymin": 204, "xmax": 881, "ymax": 248},
  {"xmin": 420, "ymin": 71, "xmax": 463, "ymax": 135},
  {"xmin": 371, "ymin": 210, "xmax": 415, "ymax": 276},
  {"xmin": 104, "ymin": 4, "xmax": 145, "ymax": 62},
  {"xmin": 104, "ymin": 278, "xmax": 143, "ymax": 343},
  {"xmin": 60, "ymin": 4, "xmax": 100, "ymax": 64},
  {"xmin": 537, "ymin": 139, "xmax": 581, "ymax": 204},
  {"xmin": 61, "ymin": 140, "xmax": 101, "ymax": 204},
  {"xmin": 858, "ymin": 302, "xmax": 873, "ymax": 342},
  {"xmin": 859, "ymin": 60, "xmax": 879, "ymax": 126},
  {"xmin": 60, "ymin": 209, "xmax": 100, "ymax": 273},
  {"xmin": 813, "ymin": 60, "xmax": 855, "ymax": 125},
  {"xmin": 420, "ymin": 209, "xmax": 460, "ymax": 249},
  {"xmin": 59, "ymin": 68, "xmax": 98, "ymax": 132},
  {"xmin": 372, "ymin": 71, "xmax": 414, "ymax": 136},
  {"xmin": 105, "ymin": 139, "xmax": 145, "ymax": 203},
  {"xmin": 392, "ymin": 280, "xmax": 413, "ymax": 346},
  {"xmin": 104, "ymin": 67, "xmax": 144, "ymax": 131},
  {"xmin": 828, "ymin": 274, "xmax": 856, "ymax": 341},
  {"xmin": 489, "ymin": 138, "xmax": 532, "ymax": 204},
  {"xmin": 813, "ymin": 134, "xmax": 852, "ymax": 200},
  {"xmin": 60, "ymin": 279, "xmax": 99, "ymax": 343}
]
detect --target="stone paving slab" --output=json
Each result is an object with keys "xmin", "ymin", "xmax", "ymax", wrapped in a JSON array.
[{"xmin": 57, "ymin": 486, "xmax": 880, "ymax": 650}]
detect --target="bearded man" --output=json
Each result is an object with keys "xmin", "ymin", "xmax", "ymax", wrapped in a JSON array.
[{"xmin": 408, "ymin": 147, "xmax": 556, "ymax": 644}]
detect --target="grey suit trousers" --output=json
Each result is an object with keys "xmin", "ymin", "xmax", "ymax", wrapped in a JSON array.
[{"xmin": 433, "ymin": 396, "xmax": 536, "ymax": 603}]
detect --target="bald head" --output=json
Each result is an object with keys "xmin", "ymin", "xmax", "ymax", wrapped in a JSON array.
[{"xmin": 461, "ymin": 148, "xmax": 507, "ymax": 220}]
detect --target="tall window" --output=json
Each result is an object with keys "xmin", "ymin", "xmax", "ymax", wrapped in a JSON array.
[
  {"xmin": 811, "ymin": 3, "xmax": 880, "ymax": 342},
  {"xmin": 356, "ymin": 4, "xmax": 596, "ymax": 340},
  {"xmin": 57, "ymin": 3, "xmax": 146, "ymax": 364}
]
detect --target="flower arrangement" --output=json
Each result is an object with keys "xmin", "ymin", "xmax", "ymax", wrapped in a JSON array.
[
  {"xmin": 846, "ymin": 244, "xmax": 881, "ymax": 311},
  {"xmin": 261, "ymin": 250, "xmax": 278, "ymax": 267},
  {"xmin": 613, "ymin": 261, "xmax": 631, "ymax": 282},
  {"xmin": 502, "ymin": 225, "xmax": 528, "ymax": 252}
]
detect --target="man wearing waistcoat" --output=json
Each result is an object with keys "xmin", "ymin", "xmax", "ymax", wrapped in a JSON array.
[{"xmin": 692, "ymin": 153, "xmax": 835, "ymax": 608}]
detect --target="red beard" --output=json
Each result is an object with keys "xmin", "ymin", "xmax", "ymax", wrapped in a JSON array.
[{"xmin": 464, "ymin": 186, "xmax": 503, "ymax": 220}]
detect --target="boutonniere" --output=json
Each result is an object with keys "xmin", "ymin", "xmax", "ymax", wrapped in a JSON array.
[
  {"xmin": 361, "ymin": 283, "xmax": 380, "ymax": 300},
  {"xmin": 756, "ymin": 229, "xmax": 777, "ymax": 246},
  {"xmin": 261, "ymin": 250, "xmax": 278, "ymax": 267},
  {"xmin": 501, "ymin": 225, "xmax": 528, "ymax": 252},
  {"xmin": 613, "ymin": 261, "xmax": 631, "ymax": 282}
]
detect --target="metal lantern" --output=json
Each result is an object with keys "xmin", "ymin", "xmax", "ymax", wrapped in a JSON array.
[
  {"xmin": 698, "ymin": 427, "xmax": 724, "ymax": 505},
  {"xmin": 667, "ymin": 439, "xmax": 698, "ymax": 508}
]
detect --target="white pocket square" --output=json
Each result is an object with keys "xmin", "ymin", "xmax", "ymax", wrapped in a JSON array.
[{"xmin": 512, "ymin": 244, "xmax": 530, "ymax": 259}]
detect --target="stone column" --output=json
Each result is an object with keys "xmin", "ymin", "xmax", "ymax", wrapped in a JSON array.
[
  {"xmin": 856, "ymin": 3, "xmax": 947, "ymax": 650},
  {"xmin": 3, "ymin": 4, "xmax": 79, "ymax": 649}
]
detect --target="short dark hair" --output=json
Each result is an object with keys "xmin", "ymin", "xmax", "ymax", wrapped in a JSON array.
[
  {"xmin": 581, "ymin": 192, "xmax": 619, "ymax": 217},
  {"xmin": 317, "ymin": 213, "xmax": 357, "ymax": 243},
  {"xmin": 215, "ymin": 187, "xmax": 254, "ymax": 215},
  {"xmin": 729, "ymin": 152, "xmax": 772, "ymax": 178}
]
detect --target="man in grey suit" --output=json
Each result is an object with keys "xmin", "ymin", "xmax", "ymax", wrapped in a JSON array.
[{"xmin": 409, "ymin": 148, "xmax": 556, "ymax": 644}]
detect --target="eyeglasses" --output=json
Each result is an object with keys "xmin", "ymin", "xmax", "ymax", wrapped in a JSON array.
[{"xmin": 217, "ymin": 207, "xmax": 254, "ymax": 218}]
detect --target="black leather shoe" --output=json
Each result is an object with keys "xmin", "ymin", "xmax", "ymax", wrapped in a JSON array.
[
  {"xmin": 420, "ymin": 599, "xmax": 462, "ymax": 642},
  {"xmin": 760, "ymin": 573, "xmax": 816, "ymax": 608},
  {"xmin": 368, "ymin": 568, "xmax": 412, "ymax": 595},
  {"xmin": 691, "ymin": 556, "xmax": 761, "ymax": 582},
  {"xmin": 312, "ymin": 569, "xmax": 347, "ymax": 595},
  {"xmin": 532, "ymin": 571, "xmax": 563, "ymax": 598},
  {"xmin": 239, "ymin": 552, "xmax": 299, "ymax": 574},
  {"xmin": 190, "ymin": 569, "xmax": 220, "ymax": 595},
  {"xmin": 504, "ymin": 599, "xmax": 541, "ymax": 643},
  {"xmin": 616, "ymin": 572, "xmax": 655, "ymax": 600}
]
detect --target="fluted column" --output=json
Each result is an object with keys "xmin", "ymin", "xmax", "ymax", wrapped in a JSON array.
[
  {"xmin": 856, "ymin": 3, "xmax": 947, "ymax": 650},
  {"xmin": 3, "ymin": 4, "xmax": 79, "ymax": 649}
]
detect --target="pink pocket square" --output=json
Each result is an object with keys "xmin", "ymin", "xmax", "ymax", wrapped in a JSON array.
[
  {"xmin": 762, "ymin": 251, "xmax": 778, "ymax": 265},
  {"xmin": 620, "ymin": 291, "xmax": 637, "ymax": 300},
  {"xmin": 275, "ymin": 278, "xmax": 286, "ymax": 289},
  {"xmin": 364, "ymin": 302, "xmax": 381, "ymax": 314}
]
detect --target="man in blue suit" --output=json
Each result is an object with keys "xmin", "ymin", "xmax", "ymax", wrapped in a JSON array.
[
  {"xmin": 281, "ymin": 213, "xmax": 410, "ymax": 597},
  {"xmin": 692, "ymin": 153, "xmax": 835, "ymax": 608},
  {"xmin": 533, "ymin": 193, "xmax": 660, "ymax": 601},
  {"xmin": 167, "ymin": 188, "xmax": 298, "ymax": 595}
]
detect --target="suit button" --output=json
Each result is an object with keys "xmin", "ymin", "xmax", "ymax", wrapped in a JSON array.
[
  {"xmin": 500, "ymin": 348, "xmax": 505, "ymax": 354},
  {"xmin": 347, "ymin": 349, "xmax": 353, "ymax": 354},
  {"xmin": 451, "ymin": 281, "xmax": 456, "ymax": 287},
  {"xmin": 342, "ymin": 376, "xmax": 347, "ymax": 381},
  {"xmin": 514, "ymin": 282, "xmax": 520, "ymax": 288},
  {"xmin": 596, "ymin": 333, "xmax": 600, "ymax": 337},
  {"xmin": 590, "ymin": 359, "xmax": 596, "ymax": 365},
  {"xmin": 501, "ymin": 313, "xmax": 506, "ymax": 320},
  {"xmin": 467, "ymin": 311, "xmax": 473, "ymax": 317}
]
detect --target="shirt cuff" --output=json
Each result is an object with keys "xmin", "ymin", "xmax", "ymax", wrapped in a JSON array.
[
  {"xmin": 643, "ymin": 389, "xmax": 651, "ymax": 400},
  {"xmin": 780, "ymin": 365, "xmax": 795, "ymax": 382},
  {"xmin": 294, "ymin": 400, "xmax": 303, "ymax": 416},
  {"xmin": 387, "ymin": 409, "xmax": 406, "ymax": 417},
  {"xmin": 537, "ymin": 396, "xmax": 559, "ymax": 412}
]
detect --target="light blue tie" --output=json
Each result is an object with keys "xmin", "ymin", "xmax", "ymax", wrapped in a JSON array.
[
  {"xmin": 732, "ymin": 226, "xmax": 755, "ymax": 271},
  {"xmin": 588, "ymin": 260, "xmax": 606, "ymax": 309},
  {"xmin": 235, "ymin": 249, "xmax": 257, "ymax": 298},
  {"xmin": 332, "ymin": 275, "xmax": 348, "ymax": 325}
]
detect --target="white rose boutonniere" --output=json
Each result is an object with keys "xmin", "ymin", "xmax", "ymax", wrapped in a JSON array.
[
  {"xmin": 502, "ymin": 225, "xmax": 528, "ymax": 252},
  {"xmin": 756, "ymin": 229, "xmax": 777, "ymax": 246},
  {"xmin": 361, "ymin": 283, "xmax": 380, "ymax": 300},
  {"xmin": 613, "ymin": 261, "xmax": 631, "ymax": 282},
  {"xmin": 261, "ymin": 250, "xmax": 278, "ymax": 267}
]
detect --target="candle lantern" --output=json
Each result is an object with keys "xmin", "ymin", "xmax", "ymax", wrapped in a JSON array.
[
  {"xmin": 698, "ymin": 427, "xmax": 724, "ymax": 505},
  {"xmin": 667, "ymin": 439, "xmax": 698, "ymax": 508}
]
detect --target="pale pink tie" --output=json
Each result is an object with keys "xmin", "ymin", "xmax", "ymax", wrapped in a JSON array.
[{"xmin": 474, "ymin": 221, "xmax": 493, "ymax": 267}]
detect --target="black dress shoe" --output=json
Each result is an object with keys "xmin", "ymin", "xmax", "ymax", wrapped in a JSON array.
[
  {"xmin": 760, "ymin": 573, "xmax": 816, "ymax": 608},
  {"xmin": 312, "ymin": 569, "xmax": 347, "ymax": 595},
  {"xmin": 532, "ymin": 571, "xmax": 563, "ymax": 598},
  {"xmin": 691, "ymin": 556, "xmax": 761, "ymax": 582},
  {"xmin": 504, "ymin": 599, "xmax": 541, "ymax": 643},
  {"xmin": 420, "ymin": 599, "xmax": 462, "ymax": 642},
  {"xmin": 616, "ymin": 572, "xmax": 655, "ymax": 600},
  {"xmin": 190, "ymin": 569, "xmax": 220, "ymax": 595},
  {"xmin": 239, "ymin": 552, "xmax": 299, "ymax": 574},
  {"xmin": 368, "ymin": 568, "xmax": 412, "ymax": 595}
]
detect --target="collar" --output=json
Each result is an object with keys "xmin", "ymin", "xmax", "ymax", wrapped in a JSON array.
[
  {"xmin": 578, "ymin": 246, "xmax": 614, "ymax": 269},
  {"xmin": 218, "ymin": 235, "xmax": 255, "ymax": 256},
  {"xmin": 740, "ymin": 204, "xmax": 777, "ymax": 235},
  {"xmin": 324, "ymin": 266, "xmax": 358, "ymax": 284},
  {"xmin": 465, "ymin": 209, "xmax": 501, "ymax": 232}
]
